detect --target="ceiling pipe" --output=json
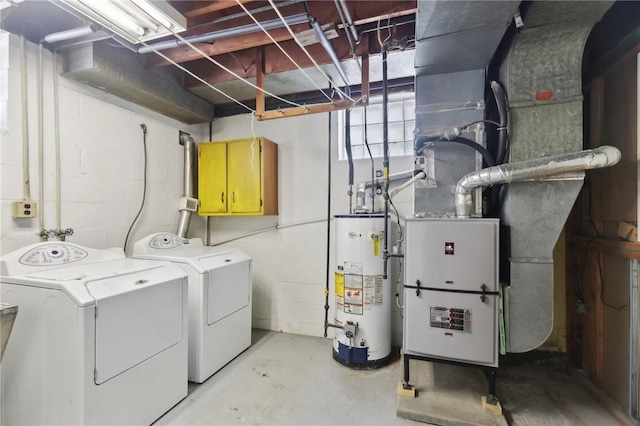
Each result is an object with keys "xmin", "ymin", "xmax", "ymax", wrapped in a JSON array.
[
  {"xmin": 43, "ymin": 24, "xmax": 98, "ymax": 44},
  {"xmin": 138, "ymin": 13, "xmax": 309, "ymax": 54},
  {"xmin": 189, "ymin": 0, "xmax": 305, "ymax": 31},
  {"xmin": 338, "ymin": 0, "xmax": 359, "ymax": 44},
  {"xmin": 310, "ymin": 18, "xmax": 350, "ymax": 91},
  {"xmin": 332, "ymin": 0, "xmax": 360, "ymax": 72},
  {"xmin": 454, "ymin": 146, "xmax": 622, "ymax": 218}
]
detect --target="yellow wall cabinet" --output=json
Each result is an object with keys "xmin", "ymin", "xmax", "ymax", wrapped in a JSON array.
[{"xmin": 198, "ymin": 137, "xmax": 278, "ymax": 216}]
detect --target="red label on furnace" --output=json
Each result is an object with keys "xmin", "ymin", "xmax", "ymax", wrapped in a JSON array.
[
  {"xmin": 445, "ymin": 242, "xmax": 454, "ymax": 255},
  {"xmin": 535, "ymin": 90, "xmax": 554, "ymax": 101}
]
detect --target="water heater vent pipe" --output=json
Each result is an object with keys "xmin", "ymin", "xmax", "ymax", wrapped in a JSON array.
[{"xmin": 454, "ymin": 145, "xmax": 622, "ymax": 218}]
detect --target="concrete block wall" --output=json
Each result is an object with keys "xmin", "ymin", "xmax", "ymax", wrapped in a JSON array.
[
  {"xmin": 191, "ymin": 113, "xmax": 414, "ymax": 344},
  {"xmin": 0, "ymin": 34, "xmax": 207, "ymax": 254},
  {"xmin": 0, "ymin": 33, "xmax": 416, "ymax": 346}
]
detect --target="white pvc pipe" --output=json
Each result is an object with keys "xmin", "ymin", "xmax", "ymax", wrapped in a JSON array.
[
  {"xmin": 454, "ymin": 145, "xmax": 622, "ymax": 218},
  {"xmin": 53, "ymin": 52, "xmax": 61, "ymax": 230},
  {"xmin": 43, "ymin": 25, "xmax": 96, "ymax": 44},
  {"xmin": 38, "ymin": 43, "xmax": 44, "ymax": 232},
  {"xmin": 389, "ymin": 171, "xmax": 426, "ymax": 199},
  {"xmin": 20, "ymin": 36, "xmax": 31, "ymax": 201}
]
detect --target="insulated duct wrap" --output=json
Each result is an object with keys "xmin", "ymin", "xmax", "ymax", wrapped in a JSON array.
[{"xmin": 498, "ymin": 1, "xmax": 614, "ymax": 353}]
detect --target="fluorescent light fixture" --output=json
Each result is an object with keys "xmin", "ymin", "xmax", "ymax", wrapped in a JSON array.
[{"xmin": 58, "ymin": 0, "xmax": 187, "ymax": 44}]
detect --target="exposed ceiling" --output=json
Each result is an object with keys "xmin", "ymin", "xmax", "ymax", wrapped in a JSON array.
[{"xmin": 0, "ymin": 0, "xmax": 417, "ymax": 120}]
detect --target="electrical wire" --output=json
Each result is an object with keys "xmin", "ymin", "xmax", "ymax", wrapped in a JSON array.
[
  {"xmin": 236, "ymin": 0, "xmax": 333, "ymax": 102},
  {"xmin": 267, "ymin": 0, "xmax": 354, "ymax": 101},
  {"xmin": 395, "ymin": 257, "xmax": 403, "ymax": 318},
  {"xmin": 123, "ymin": 124, "xmax": 148, "ymax": 254},
  {"xmin": 597, "ymin": 252, "xmax": 628, "ymax": 310}
]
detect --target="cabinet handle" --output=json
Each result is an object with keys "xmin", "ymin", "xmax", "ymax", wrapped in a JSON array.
[
  {"xmin": 221, "ymin": 192, "xmax": 225, "ymax": 203},
  {"xmin": 232, "ymin": 192, "xmax": 235, "ymax": 203}
]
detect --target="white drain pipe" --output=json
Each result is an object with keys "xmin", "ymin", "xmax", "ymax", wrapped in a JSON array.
[{"xmin": 454, "ymin": 145, "xmax": 622, "ymax": 218}]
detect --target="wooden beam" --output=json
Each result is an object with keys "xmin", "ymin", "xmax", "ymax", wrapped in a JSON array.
[
  {"xmin": 181, "ymin": 22, "xmax": 414, "ymax": 87},
  {"xmin": 184, "ymin": 0, "xmax": 254, "ymax": 19},
  {"xmin": 256, "ymin": 99, "xmax": 360, "ymax": 121},
  {"xmin": 145, "ymin": 24, "xmax": 308, "ymax": 68},
  {"xmin": 256, "ymin": 47, "xmax": 265, "ymax": 116},
  {"xmin": 147, "ymin": 1, "xmax": 416, "ymax": 67}
]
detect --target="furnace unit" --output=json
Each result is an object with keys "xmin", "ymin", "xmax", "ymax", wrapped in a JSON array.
[{"xmin": 402, "ymin": 218, "xmax": 500, "ymax": 401}]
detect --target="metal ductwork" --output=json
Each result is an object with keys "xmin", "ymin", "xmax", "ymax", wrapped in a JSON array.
[
  {"xmin": 176, "ymin": 133, "xmax": 197, "ymax": 238},
  {"xmin": 455, "ymin": 146, "xmax": 621, "ymax": 218},
  {"xmin": 498, "ymin": 0, "xmax": 614, "ymax": 353},
  {"xmin": 413, "ymin": 0, "xmax": 521, "ymax": 216},
  {"xmin": 61, "ymin": 42, "xmax": 215, "ymax": 124},
  {"xmin": 412, "ymin": 0, "xmax": 616, "ymax": 354}
]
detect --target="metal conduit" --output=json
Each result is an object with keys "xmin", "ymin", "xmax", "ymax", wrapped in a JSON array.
[
  {"xmin": 138, "ymin": 13, "xmax": 309, "ymax": 54},
  {"xmin": 311, "ymin": 18, "xmax": 351, "ymax": 91},
  {"xmin": 454, "ymin": 146, "xmax": 622, "ymax": 218},
  {"xmin": 338, "ymin": 0, "xmax": 359, "ymax": 44}
]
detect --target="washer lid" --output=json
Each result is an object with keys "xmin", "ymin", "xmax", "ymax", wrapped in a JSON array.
[{"xmin": 2, "ymin": 259, "xmax": 187, "ymax": 307}]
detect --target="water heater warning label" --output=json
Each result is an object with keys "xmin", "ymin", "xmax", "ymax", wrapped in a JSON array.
[
  {"xmin": 364, "ymin": 275, "xmax": 383, "ymax": 306},
  {"xmin": 343, "ymin": 274, "xmax": 363, "ymax": 315},
  {"xmin": 430, "ymin": 307, "xmax": 471, "ymax": 333}
]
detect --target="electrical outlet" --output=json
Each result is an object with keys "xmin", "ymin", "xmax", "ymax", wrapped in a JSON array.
[{"xmin": 11, "ymin": 200, "xmax": 37, "ymax": 219}]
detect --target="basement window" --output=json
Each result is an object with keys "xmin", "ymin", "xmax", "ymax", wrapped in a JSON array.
[{"xmin": 338, "ymin": 92, "xmax": 415, "ymax": 160}]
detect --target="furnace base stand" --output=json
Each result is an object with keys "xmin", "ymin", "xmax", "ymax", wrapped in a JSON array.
[{"xmin": 401, "ymin": 353, "xmax": 499, "ymax": 407}]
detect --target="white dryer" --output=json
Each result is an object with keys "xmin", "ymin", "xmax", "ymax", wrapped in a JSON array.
[
  {"xmin": 0, "ymin": 242, "xmax": 188, "ymax": 426},
  {"xmin": 133, "ymin": 233, "xmax": 252, "ymax": 383}
]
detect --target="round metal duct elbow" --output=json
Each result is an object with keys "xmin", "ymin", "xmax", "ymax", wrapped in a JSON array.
[{"xmin": 455, "ymin": 145, "xmax": 622, "ymax": 218}]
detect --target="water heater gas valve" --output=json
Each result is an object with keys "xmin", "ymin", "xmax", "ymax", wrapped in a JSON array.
[{"xmin": 343, "ymin": 321, "xmax": 359, "ymax": 339}]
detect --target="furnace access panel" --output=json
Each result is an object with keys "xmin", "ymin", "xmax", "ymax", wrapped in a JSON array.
[{"xmin": 403, "ymin": 218, "xmax": 499, "ymax": 367}]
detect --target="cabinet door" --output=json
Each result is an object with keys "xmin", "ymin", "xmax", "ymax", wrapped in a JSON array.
[
  {"xmin": 228, "ymin": 139, "xmax": 262, "ymax": 213},
  {"xmin": 199, "ymin": 142, "xmax": 228, "ymax": 214}
]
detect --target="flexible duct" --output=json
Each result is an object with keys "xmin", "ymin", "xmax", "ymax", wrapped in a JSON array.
[
  {"xmin": 176, "ymin": 133, "xmax": 197, "ymax": 238},
  {"xmin": 455, "ymin": 146, "xmax": 622, "ymax": 218}
]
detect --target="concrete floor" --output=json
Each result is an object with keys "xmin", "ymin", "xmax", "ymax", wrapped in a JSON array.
[{"xmin": 155, "ymin": 330, "xmax": 625, "ymax": 426}]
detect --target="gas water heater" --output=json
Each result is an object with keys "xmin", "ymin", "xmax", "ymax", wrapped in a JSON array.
[{"xmin": 333, "ymin": 214, "xmax": 392, "ymax": 368}]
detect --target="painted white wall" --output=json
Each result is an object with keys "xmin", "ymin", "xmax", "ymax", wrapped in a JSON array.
[
  {"xmin": 0, "ymin": 33, "xmax": 207, "ymax": 255},
  {"xmin": 194, "ymin": 113, "xmax": 414, "ymax": 344},
  {"xmin": 0, "ymin": 33, "xmax": 415, "ymax": 346}
]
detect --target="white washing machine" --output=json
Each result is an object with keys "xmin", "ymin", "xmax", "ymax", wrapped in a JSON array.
[
  {"xmin": 133, "ymin": 233, "xmax": 252, "ymax": 383},
  {"xmin": 0, "ymin": 242, "xmax": 188, "ymax": 426}
]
